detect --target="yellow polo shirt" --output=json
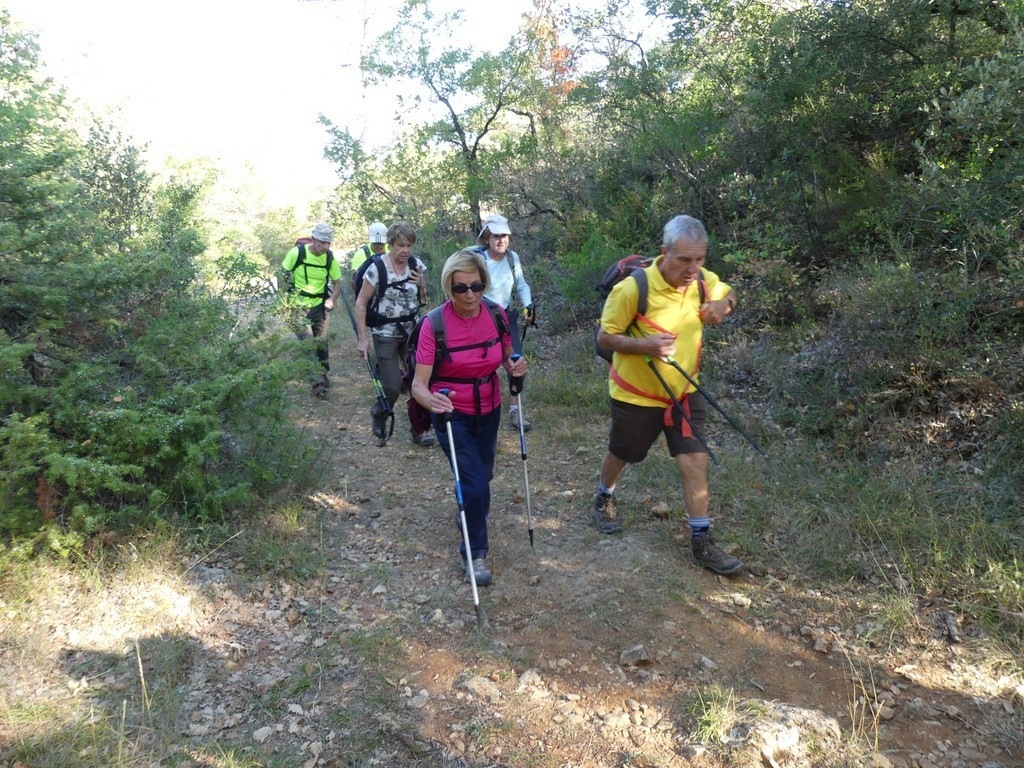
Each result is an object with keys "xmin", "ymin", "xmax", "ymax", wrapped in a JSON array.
[{"xmin": 600, "ymin": 258, "xmax": 731, "ymax": 407}]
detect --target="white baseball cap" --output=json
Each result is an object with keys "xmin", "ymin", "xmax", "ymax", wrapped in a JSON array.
[{"xmin": 476, "ymin": 214, "xmax": 511, "ymax": 246}]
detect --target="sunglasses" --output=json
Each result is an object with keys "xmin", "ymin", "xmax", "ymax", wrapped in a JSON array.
[{"xmin": 452, "ymin": 282, "xmax": 486, "ymax": 294}]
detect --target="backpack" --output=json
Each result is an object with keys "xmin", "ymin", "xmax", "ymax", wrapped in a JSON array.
[
  {"xmin": 354, "ymin": 254, "xmax": 423, "ymax": 328},
  {"xmin": 594, "ymin": 254, "xmax": 705, "ymax": 362},
  {"xmin": 406, "ymin": 298, "xmax": 509, "ymax": 414},
  {"xmin": 288, "ymin": 238, "xmax": 335, "ymax": 300}
]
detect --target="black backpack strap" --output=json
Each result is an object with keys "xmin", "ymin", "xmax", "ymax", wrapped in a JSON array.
[
  {"xmin": 372, "ymin": 255, "xmax": 388, "ymax": 305},
  {"xmin": 482, "ymin": 297, "xmax": 510, "ymax": 342},
  {"xmin": 290, "ymin": 243, "xmax": 332, "ymax": 299},
  {"xmin": 428, "ymin": 305, "xmax": 447, "ymax": 366},
  {"xmin": 632, "ymin": 268, "xmax": 649, "ymax": 317},
  {"xmin": 508, "ymin": 251, "xmax": 519, "ymax": 303}
]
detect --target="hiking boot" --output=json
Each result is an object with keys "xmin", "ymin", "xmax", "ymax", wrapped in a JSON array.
[
  {"xmin": 411, "ymin": 428, "xmax": 435, "ymax": 447},
  {"xmin": 691, "ymin": 531, "xmax": 743, "ymax": 575},
  {"xmin": 465, "ymin": 558, "xmax": 492, "ymax": 587},
  {"xmin": 592, "ymin": 491, "xmax": 622, "ymax": 534},
  {"xmin": 509, "ymin": 405, "xmax": 532, "ymax": 432},
  {"xmin": 371, "ymin": 409, "xmax": 389, "ymax": 443}
]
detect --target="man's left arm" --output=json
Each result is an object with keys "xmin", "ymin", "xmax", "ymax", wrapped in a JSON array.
[
  {"xmin": 325, "ymin": 256, "xmax": 343, "ymax": 311},
  {"xmin": 325, "ymin": 278, "xmax": 342, "ymax": 311},
  {"xmin": 699, "ymin": 278, "xmax": 737, "ymax": 325}
]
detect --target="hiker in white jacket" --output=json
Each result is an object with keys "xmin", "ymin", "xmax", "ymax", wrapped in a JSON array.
[{"xmin": 476, "ymin": 213, "xmax": 535, "ymax": 431}]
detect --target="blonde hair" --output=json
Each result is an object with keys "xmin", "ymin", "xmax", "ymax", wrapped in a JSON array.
[{"xmin": 440, "ymin": 249, "xmax": 490, "ymax": 300}]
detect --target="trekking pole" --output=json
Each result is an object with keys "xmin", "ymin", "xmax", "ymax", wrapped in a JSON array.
[
  {"xmin": 338, "ymin": 283, "xmax": 394, "ymax": 443},
  {"xmin": 438, "ymin": 389, "xmax": 483, "ymax": 629},
  {"xmin": 522, "ymin": 304, "xmax": 539, "ymax": 347},
  {"xmin": 661, "ymin": 355, "xmax": 767, "ymax": 458},
  {"xmin": 508, "ymin": 354, "xmax": 534, "ymax": 548}
]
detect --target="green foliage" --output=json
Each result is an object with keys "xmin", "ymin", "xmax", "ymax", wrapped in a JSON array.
[
  {"xmin": 915, "ymin": 22, "xmax": 1024, "ymax": 277},
  {"xmin": 0, "ymin": 15, "xmax": 316, "ymax": 544},
  {"xmin": 549, "ymin": 225, "xmax": 625, "ymax": 310},
  {"xmin": 764, "ymin": 258, "xmax": 1002, "ymax": 448}
]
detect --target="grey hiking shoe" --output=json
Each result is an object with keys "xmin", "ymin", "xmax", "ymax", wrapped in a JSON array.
[
  {"xmin": 311, "ymin": 373, "xmax": 330, "ymax": 398},
  {"xmin": 592, "ymin": 491, "xmax": 622, "ymax": 534},
  {"xmin": 691, "ymin": 531, "xmax": 743, "ymax": 575},
  {"xmin": 465, "ymin": 558, "xmax": 492, "ymax": 587},
  {"xmin": 509, "ymin": 405, "xmax": 532, "ymax": 432},
  {"xmin": 371, "ymin": 408, "xmax": 389, "ymax": 443},
  {"xmin": 411, "ymin": 428, "xmax": 435, "ymax": 447}
]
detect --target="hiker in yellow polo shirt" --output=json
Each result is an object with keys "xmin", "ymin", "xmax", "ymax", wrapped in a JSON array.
[{"xmin": 593, "ymin": 214, "xmax": 743, "ymax": 575}]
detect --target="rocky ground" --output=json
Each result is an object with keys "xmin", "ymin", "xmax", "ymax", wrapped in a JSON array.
[{"xmin": 2, "ymin": 330, "xmax": 1022, "ymax": 768}]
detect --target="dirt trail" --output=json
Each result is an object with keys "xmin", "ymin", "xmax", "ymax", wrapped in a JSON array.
[
  {"xmin": 278, "ymin": 327, "xmax": 1020, "ymax": 768},
  {"xmin": 4, "ymin": 324, "xmax": 1019, "ymax": 768}
]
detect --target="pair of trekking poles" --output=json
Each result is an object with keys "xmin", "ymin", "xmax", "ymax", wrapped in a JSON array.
[
  {"xmin": 624, "ymin": 326, "xmax": 767, "ymax": 465},
  {"xmin": 439, "ymin": 352, "xmax": 533, "ymax": 628}
]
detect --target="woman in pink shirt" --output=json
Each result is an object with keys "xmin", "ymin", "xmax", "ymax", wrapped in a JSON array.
[{"xmin": 412, "ymin": 249, "xmax": 529, "ymax": 587}]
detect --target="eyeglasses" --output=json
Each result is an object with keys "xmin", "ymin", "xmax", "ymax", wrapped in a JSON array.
[{"xmin": 451, "ymin": 282, "xmax": 486, "ymax": 294}]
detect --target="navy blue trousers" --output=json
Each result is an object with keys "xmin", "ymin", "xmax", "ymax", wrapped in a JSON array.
[{"xmin": 433, "ymin": 409, "xmax": 500, "ymax": 561}]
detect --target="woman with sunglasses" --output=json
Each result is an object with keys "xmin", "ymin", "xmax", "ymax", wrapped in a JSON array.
[{"xmin": 411, "ymin": 249, "xmax": 529, "ymax": 587}]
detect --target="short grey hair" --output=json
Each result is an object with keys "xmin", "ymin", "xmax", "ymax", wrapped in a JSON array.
[
  {"xmin": 663, "ymin": 215, "xmax": 708, "ymax": 250},
  {"xmin": 387, "ymin": 220, "xmax": 417, "ymax": 246},
  {"xmin": 440, "ymin": 248, "xmax": 490, "ymax": 300}
]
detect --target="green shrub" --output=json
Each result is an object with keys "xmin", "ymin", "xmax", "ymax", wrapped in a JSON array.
[{"xmin": 0, "ymin": 19, "xmax": 316, "ymax": 544}]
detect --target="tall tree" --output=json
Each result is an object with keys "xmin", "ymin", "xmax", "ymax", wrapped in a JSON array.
[{"xmin": 350, "ymin": 0, "xmax": 544, "ymax": 234}]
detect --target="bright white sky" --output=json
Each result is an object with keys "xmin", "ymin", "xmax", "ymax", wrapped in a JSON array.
[{"xmin": 4, "ymin": 0, "xmax": 551, "ymax": 209}]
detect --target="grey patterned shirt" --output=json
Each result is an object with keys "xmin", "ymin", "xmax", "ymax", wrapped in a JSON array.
[{"xmin": 364, "ymin": 256, "xmax": 426, "ymax": 339}]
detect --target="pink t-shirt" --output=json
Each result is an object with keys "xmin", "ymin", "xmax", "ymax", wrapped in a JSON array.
[{"xmin": 416, "ymin": 301, "xmax": 511, "ymax": 415}]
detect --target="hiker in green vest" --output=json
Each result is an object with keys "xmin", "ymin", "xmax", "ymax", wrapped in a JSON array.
[
  {"xmin": 349, "ymin": 221, "xmax": 388, "ymax": 272},
  {"xmin": 281, "ymin": 223, "xmax": 342, "ymax": 396},
  {"xmin": 592, "ymin": 214, "xmax": 743, "ymax": 576}
]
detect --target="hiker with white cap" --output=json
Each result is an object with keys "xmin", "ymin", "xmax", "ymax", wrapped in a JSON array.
[
  {"xmin": 281, "ymin": 223, "xmax": 342, "ymax": 395},
  {"xmin": 475, "ymin": 214, "xmax": 535, "ymax": 432},
  {"xmin": 350, "ymin": 221, "xmax": 389, "ymax": 273}
]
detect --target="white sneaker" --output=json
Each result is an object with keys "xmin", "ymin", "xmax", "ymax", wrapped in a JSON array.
[{"xmin": 509, "ymin": 405, "xmax": 532, "ymax": 432}]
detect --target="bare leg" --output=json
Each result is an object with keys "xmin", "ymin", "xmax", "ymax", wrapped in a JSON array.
[
  {"xmin": 600, "ymin": 451, "xmax": 627, "ymax": 489},
  {"xmin": 674, "ymin": 451, "xmax": 709, "ymax": 518},
  {"xmin": 676, "ymin": 451, "xmax": 742, "ymax": 574}
]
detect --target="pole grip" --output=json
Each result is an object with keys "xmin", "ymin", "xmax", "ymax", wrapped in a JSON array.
[
  {"xmin": 436, "ymin": 388, "xmax": 451, "ymax": 428},
  {"xmin": 508, "ymin": 354, "xmax": 525, "ymax": 396}
]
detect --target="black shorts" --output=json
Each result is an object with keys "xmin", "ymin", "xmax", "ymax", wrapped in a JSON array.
[{"xmin": 607, "ymin": 393, "xmax": 709, "ymax": 463}]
